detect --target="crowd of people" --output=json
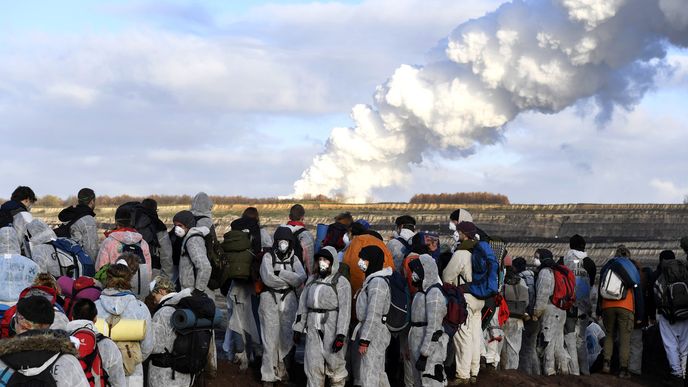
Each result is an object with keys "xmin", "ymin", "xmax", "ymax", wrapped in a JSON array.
[{"xmin": 0, "ymin": 185, "xmax": 687, "ymax": 387}]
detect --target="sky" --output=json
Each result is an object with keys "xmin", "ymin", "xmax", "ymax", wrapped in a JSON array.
[{"xmin": 1, "ymin": 0, "xmax": 687, "ymax": 204}]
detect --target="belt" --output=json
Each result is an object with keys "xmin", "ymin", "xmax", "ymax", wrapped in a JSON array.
[{"xmin": 411, "ymin": 322, "xmax": 428, "ymax": 327}]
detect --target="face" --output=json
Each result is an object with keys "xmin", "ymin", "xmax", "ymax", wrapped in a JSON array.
[
  {"xmin": 153, "ymin": 290, "xmax": 169, "ymax": 304},
  {"xmin": 90, "ymin": 198, "xmax": 96, "ymax": 210},
  {"xmin": 173, "ymin": 221, "xmax": 189, "ymax": 232}
]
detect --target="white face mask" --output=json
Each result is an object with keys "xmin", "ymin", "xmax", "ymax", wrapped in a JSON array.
[
  {"xmin": 533, "ymin": 258, "xmax": 541, "ymax": 267},
  {"xmin": 278, "ymin": 240, "xmax": 290, "ymax": 253},
  {"xmin": 411, "ymin": 272, "xmax": 420, "ymax": 283},
  {"xmin": 448, "ymin": 221, "xmax": 457, "ymax": 232},
  {"xmin": 452, "ymin": 231, "xmax": 460, "ymax": 243},
  {"xmin": 343, "ymin": 234, "xmax": 350, "ymax": 247},
  {"xmin": 174, "ymin": 226, "xmax": 186, "ymax": 238},
  {"xmin": 357, "ymin": 259, "xmax": 368, "ymax": 272},
  {"xmin": 318, "ymin": 260, "xmax": 330, "ymax": 272}
]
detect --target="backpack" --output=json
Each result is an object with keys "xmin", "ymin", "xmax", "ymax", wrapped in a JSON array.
[
  {"xmin": 119, "ymin": 242, "xmax": 148, "ymax": 297},
  {"xmin": 658, "ymin": 259, "xmax": 688, "ymax": 323},
  {"xmin": 103, "ymin": 314, "xmax": 143, "ymax": 376},
  {"xmin": 503, "ymin": 277, "xmax": 529, "ymax": 319},
  {"xmin": 599, "ymin": 268, "xmax": 626, "ymax": 300},
  {"xmin": 292, "ymin": 228, "xmax": 307, "ymax": 264},
  {"xmin": 551, "ymin": 265, "xmax": 576, "ymax": 310},
  {"xmin": 382, "ymin": 271, "xmax": 410, "ymax": 333},
  {"xmin": 396, "ymin": 237, "xmax": 411, "ymax": 258},
  {"xmin": 151, "ymin": 293, "xmax": 215, "ymax": 376},
  {"xmin": 0, "ymin": 351, "xmax": 61, "ymax": 387},
  {"xmin": 428, "ymin": 283, "xmax": 468, "ymax": 338},
  {"xmin": 519, "ymin": 271, "xmax": 536, "ymax": 315},
  {"xmin": 71, "ymin": 327, "xmax": 108, "ymax": 387},
  {"xmin": 192, "ymin": 217, "xmax": 231, "ymax": 290},
  {"xmin": 54, "ymin": 213, "xmax": 89, "ymax": 239},
  {"xmin": 63, "ymin": 277, "xmax": 102, "ymax": 319},
  {"xmin": 221, "ymin": 230, "xmax": 254, "ymax": 281},
  {"xmin": 132, "ymin": 207, "xmax": 162, "ymax": 270},
  {"xmin": 49, "ymin": 238, "xmax": 96, "ymax": 278},
  {"xmin": 467, "ymin": 241, "xmax": 499, "ymax": 299}
]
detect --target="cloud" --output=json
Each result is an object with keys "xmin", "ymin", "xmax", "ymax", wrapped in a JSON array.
[{"xmin": 650, "ymin": 179, "xmax": 688, "ymax": 202}]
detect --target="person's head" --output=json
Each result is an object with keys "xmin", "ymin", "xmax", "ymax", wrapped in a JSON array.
[
  {"xmin": 273, "ymin": 226, "xmax": 294, "ymax": 258},
  {"xmin": 680, "ymin": 237, "xmax": 688, "ymax": 255},
  {"xmin": 534, "ymin": 248, "xmax": 553, "ymax": 267},
  {"xmin": 141, "ymin": 198, "xmax": 158, "ymax": 212},
  {"xmin": 322, "ymin": 223, "xmax": 348, "ymax": 252},
  {"xmin": 15, "ymin": 296, "xmax": 54, "ymax": 334},
  {"xmin": 11, "ymin": 186, "xmax": 37, "ymax": 210},
  {"xmin": 242, "ymin": 207, "xmax": 260, "ymax": 223},
  {"xmin": 289, "ymin": 204, "xmax": 305, "ymax": 222},
  {"xmin": 334, "ymin": 212, "xmax": 353, "ymax": 228},
  {"xmin": 394, "ymin": 215, "xmax": 416, "ymax": 234},
  {"xmin": 449, "ymin": 209, "xmax": 473, "ymax": 231},
  {"xmin": 570, "ymin": 234, "xmax": 586, "ymax": 252},
  {"xmin": 71, "ymin": 298, "xmax": 98, "ymax": 322},
  {"xmin": 116, "ymin": 253, "xmax": 140, "ymax": 275},
  {"xmin": 410, "ymin": 232, "xmax": 430, "ymax": 255},
  {"xmin": 660, "ymin": 250, "xmax": 676, "ymax": 262},
  {"xmin": 149, "ymin": 276, "xmax": 176, "ymax": 304},
  {"xmin": 316, "ymin": 246, "xmax": 337, "ymax": 278},
  {"xmin": 173, "ymin": 210, "xmax": 196, "ymax": 238},
  {"xmin": 512, "ymin": 257, "xmax": 527, "ymax": 273},
  {"xmin": 615, "ymin": 245, "xmax": 631, "ymax": 258},
  {"xmin": 358, "ymin": 245, "xmax": 385, "ymax": 277},
  {"xmin": 77, "ymin": 188, "xmax": 96, "ymax": 209},
  {"xmin": 32, "ymin": 273, "xmax": 60, "ymax": 294},
  {"xmin": 457, "ymin": 221, "xmax": 477, "ymax": 241},
  {"xmin": 114, "ymin": 203, "xmax": 134, "ymax": 227},
  {"xmin": 104, "ymin": 263, "xmax": 133, "ymax": 290}
]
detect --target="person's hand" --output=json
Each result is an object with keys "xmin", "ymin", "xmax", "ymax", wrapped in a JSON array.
[
  {"xmin": 415, "ymin": 355, "xmax": 428, "ymax": 371},
  {"xmin": 533, "ymin": 309, "xmax": 544, "ymax": 319},
  {"xmin": 332, "ymin": 334, "xmax": 346, "ymax": 353},
  {"xmin": 358, "ymin": 340, "xmax": 369, "ymax": 355},
  {"xmin": 293, "ymin": 331, "xmax": 302, "ymax": 345}
]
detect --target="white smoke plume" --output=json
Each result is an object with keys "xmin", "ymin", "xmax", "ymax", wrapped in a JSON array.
[{"xmin": 292, "ymin": 0, "xmax": 688, "ymax": 203}]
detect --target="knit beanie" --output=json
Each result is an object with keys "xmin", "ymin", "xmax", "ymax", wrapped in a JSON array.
[
  {"xmin": 17, "ymin": 296, "xmax": 55, "ymax": 325},
  {"xmin": 173, "ymin": 210, "xmax": 196, "ymax": 228}
]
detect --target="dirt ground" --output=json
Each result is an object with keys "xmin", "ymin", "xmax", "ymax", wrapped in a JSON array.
[{"xmin": 206, "ymin": 360, "xmax": 677, "ymax": 387}]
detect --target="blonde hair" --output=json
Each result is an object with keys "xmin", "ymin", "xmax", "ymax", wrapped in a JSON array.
[
  {"xmin": 151, "ymin": 275, "xmax": 175, "ymax": 295},
  {"xmin": 33, "ymin": 273, "xmax": 60, "ymax": 294}
]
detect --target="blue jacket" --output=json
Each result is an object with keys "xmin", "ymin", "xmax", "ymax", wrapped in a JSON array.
[{"xmin": 598, "ymin": 257, "xmax": 644, "ymax": 322}]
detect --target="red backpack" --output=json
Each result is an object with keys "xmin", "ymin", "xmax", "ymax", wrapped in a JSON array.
[
  {"xmin": 72, "ymin": 327, "xmax": 108, "ymax": 387},
  {"xmin": 0, "ymin": 286, "xmax": 62, "ymax": 338},
  {"xmin": 551, "ymin": 265, "xmax": 576, "ymax": 310},
  {"xmin": 63, "ymin": 277, "xmax": 102, "ymax": 319}
]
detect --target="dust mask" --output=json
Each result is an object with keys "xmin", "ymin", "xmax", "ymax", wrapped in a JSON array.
[
  {"xmin": 343, "ymin": 234, "xmax": 350, "ymax": 248},
  {"xmin": 533, "ymin": 258, "xmax": 541, "ymax": 267},
  {"xmin": 174, "ymin": 226, "xmax": 186, "ymax": 238},
  {"xmin": 411, "ymin": 272, "xmax": 420, "ymax": 283},
  {"xmin": 448, "ymin": 221, "xmax": 457, "ymax": 232},
  {"xmin": 319, "ymin": 260, "xmax": 330, "ymax": 272},
  {"xmin": 452, "ymin": 231, "xmax": 460, "ymax": 243},
  {"xmin": 357, "ymin": 259, "xmax": 368, "ymax": 272},
  {"xmin": 278, "ymin": 240, "xmax": 290, "ymax": 253}
]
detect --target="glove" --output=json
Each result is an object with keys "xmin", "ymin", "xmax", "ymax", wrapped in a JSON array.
[
  {"xmin": 533, "ymin": 308, "xmax": 544, "ymax": 320},
  {"xmin": 358, "ymin": 340, "xmax": 370, "ymax": 355},
  {"xmin": 293, "ymin": 331, "xmax": 302, "ymax": 345},
  {"xmin": 415, "ymin": 355, "xmax": 427, "ymax": 371},
  {"xmin": 332, "ymin": 334, "xmax": 346, "ymax": 353}
]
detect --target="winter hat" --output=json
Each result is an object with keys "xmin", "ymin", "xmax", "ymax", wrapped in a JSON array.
[
  {"xmin": 450, "ymin": 209, "xmax": 473, "ymax": 223},
  {"xmin": 114, "ymin": 202, "xmax": 137, "ymax": 226},
  {"xmin": 359, "ymin": 245, "xmax": 385, "ymax": 275},
  {"xmin": 503, "ymin": 255, "xmax": 513, "ymax": 267},
  {"xmin": 141, "ymin": 198, "xmax": 158, "ymax": 212},
  {"xmin": 77, "ymin": 188, "xmax": 96, "ymax": 205},
  {"xmin": 512, "ymin": 257, "xmax": 527, "ymax": 273},
  {"xmin": 457, "ymin": 221, "xmax": 477, "ymax": 239},
  {"xmin": 173, "ymin": 210, "xmax": 196, "ymax": 228},
  {"xmin": 570, "ymin": 234, "xmax": 586, "ymax": 252},
  {"xmin": 273, "ymin": 226, "xmax": 293, "ymax": 242},
  {"xmin": 355, "ymin": 219, "xmax": 370, "ymax": 230},
  {"xmin": 17, "ymin": 296, "xmax": 55, "ymax": 325},
  {"xmin": 660, "ymin": 250, "xmax": 676, "ymax": 261}
]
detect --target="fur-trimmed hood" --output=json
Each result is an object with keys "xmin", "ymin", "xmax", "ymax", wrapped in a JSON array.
[{"xmin": 0, "ymin": 330, "xmax": 77, "ymax": 357}]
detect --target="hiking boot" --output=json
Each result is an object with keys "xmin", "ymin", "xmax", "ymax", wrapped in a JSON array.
[
  {"xmin": 449, "ymin": 378, "xmax": 470, "ymax": 386},
  {"xmin": 602, "ymin": 360, "xmax": 611, "ymax": 374},
  {"xmin": 619, "ymin": 368, "xmax": 631, "ymax": 379},
  {"xmin": 470, "ymin": 376, "xmax": 478, "ymax": 384}
]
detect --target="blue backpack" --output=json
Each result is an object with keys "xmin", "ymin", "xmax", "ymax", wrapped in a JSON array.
[
  {"xmin": 383, "ymin": 271, "xmax": 411, "ymax": 332},
  {"xmin": 467, "ymin": 241, "xmax": 499, "ymax": 299},
  {"xmin": 49, "ymin": 238, "xmax": 96, "ymax": 278}
]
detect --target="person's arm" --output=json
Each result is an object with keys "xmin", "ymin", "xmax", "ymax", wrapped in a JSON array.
[
  {"xmin": 53, "ymin": 355, "xmax": 89, "ymax": 387},
  {"xmin": 336, "ymin": 278, "xmax": 353, "ymax": 337},
  {"xmin": 279, "ymin": 257, "xmax": 307, "ymax": 287},
  {"xmin": 260, "ymin": 252, "xmax": 288, "ymax": 288},
  {"xmin": 359, "ymin": 278, "xmax": 388, "ymax": 344},
  {"xmin": 293, "ymin": 278, "xmax": 312, "ymax": 333},
  {"xmin": 157, "ymin": 230, "xmax": 174, "ymax": 278},
  {"xmin": 442, "ymin": 251, "xmax": 462, "ymax": 285},
  {"xmin": 95, "ymin": 239, "xmax": 113, "ymax": 269},
  {"xmin": 139, "ymin": 304, "xmax": 155, "ymax": 359},
  {"xmin": 421, "ymin": 287, "xmax": 447, "ymax": 357},
  {"xmin": 99, "ymin": 339, "xmax": 126, "ymax": 387},
  {"xmin": 186, "ymin": 237, "xmax": 211, "ymax": 291},
  {"xmin": 534, "ymin": 269, "xmax": 554, "ymax": 316}
]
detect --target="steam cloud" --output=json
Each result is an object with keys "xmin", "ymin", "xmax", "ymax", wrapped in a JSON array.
[{"xmin": 292, "ymin": 0, "xmax": 688, "ymax": 203}]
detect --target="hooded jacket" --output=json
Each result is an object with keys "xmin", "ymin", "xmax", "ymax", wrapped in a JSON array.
[
  {"xmin": 27, "ymin": 219, "xmax": 63, "ymax": 276},
  {"xmin": 0, "ymin": 227, "xmax": 39, "ymax": 303},
  {"xmin": 355, "ymin": 267, "xmax": 392, "ymax": 344},
  {"xmin": 0, "ymin": 200, "xmax": 33, "ymax": 257},
  {"xmin": 179, "ymin": 226, "xmax": 212, "ymax": 292},
  {"xmin": 0, "ymin": 330, "xmax": 89, "ymax": 387},
  {"xmin": 190, "ymin": 193, "xmax": 213, "ymax": 230},
  {"xmin": 148, "ymin": 288, "xmax": 194, "ymax": 387},
  {"xmin": 66, "ymin": 319, "xmax": 126, "ymax": 387},
  {"xmin": 96, "ymin": 229, "xmax": 153, "ymax": 299},
  {"xmin": 284, "ymin": 222, "xmax": 315, "ymax": 275},
  {"xmin": 58, "ymin": 204, "xmax": 99, "ymax": 259},
  {"xmin": 410, "ymin": 255, "xmax": 447, "ymax": 357},
  {"xmin": 343, "ymin": 235, "xmax": 395, "ymax": 297},
  {"xmin": 95, "ymin": 288, "xmax": 154, "ymax": 383}
]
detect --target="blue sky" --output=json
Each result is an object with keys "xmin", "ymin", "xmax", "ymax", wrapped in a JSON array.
[{"xmin": 1, "ymin": 0, "xmax": 687, "ymax": 203}]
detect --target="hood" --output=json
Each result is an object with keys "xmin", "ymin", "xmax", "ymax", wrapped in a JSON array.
[
  {"xmin": 398, "ymin": 228, "xmax": 415, "ymax": 243},
  {"xmin": 58, "ymin": 204, "xmax": 95, "ymax": 223},
  {"xmin": 0, "ymin": 330, "xmax": 77, "ymax": 358},
  {"xmin": 66, "ymin": 319, "xmax": 96, "ymax": 333},
  {"xmin": 133, "ymin": 206, "xmax": 166, "ymax": 233},
  {"xmin": 316, "ymin": 245, "xmax": 340, "ymax": 274},
  {"xmin": 0, "ymin": 226, "xmax": 21, "ymax": 255},
  {"xmin": 563, "ymin": 249, "xmax": 587, "ymax": 268},
  {"xmin": 27, "ymin": 219, "xmax": 56, "ymax": 244},
  {"xmin": 187, "ymin": 226, "xmax": 210, "ymax": 238},
  {"xmin": 190, "ymin": 192, "xmax": 213, "ymax": 218},
  {"xmin": 99, "ymin": 289, "xmax": 136, "ymax": 316},
  {"xmin": 418, "ymin": 254, "xmax": 440, "ymax": 291},
  {"xmin": 109, "ymin": 230, "xmax": 143, "ymax": 244},
  {"xmin": 0, "ymin": 200, "xmax": 27, "ymax": 216},
  {"xmin": 159, "ymin": 288, "xmax": 193, "ymax": 307},
  {"xmin": 364, "ymin": 266, "xmax": 393, "ymax": 285}
]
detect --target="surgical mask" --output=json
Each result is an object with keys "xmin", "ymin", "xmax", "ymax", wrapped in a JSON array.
[
  {"xmin": 411, "ymin": 272, "xmax": 420, "ymax": 283},
  {"xmin": 357, "ymin": 259, "xmax": 368, "ymax": 272},
  {"xmin": 448, "ymin": 221, "xmax": 457, "ymax": 232},
  {"xmin": 174, "ymin": 226, "xmax": 186, "ymax": 238},
  {"xmin": 278, "ymin": 240, "xmax": 290, "ymax": 253},
  {"xmin": 343, "ymin": 234, "xmax": 350, "ymax": 247},
  {"xmin": 318, "ymin": 260, "xmax": 330, "ymax": 272},
  {"xmin": 452, "ymin": 231, "xmax": 460, "ymax": 243},
  {"xmin": 533, "ymin": 258, "xmax": 541, "ymax": 267}
]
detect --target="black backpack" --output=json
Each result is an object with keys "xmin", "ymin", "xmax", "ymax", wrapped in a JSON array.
[
  {"xmin": 132, "ymin": 208, "xmax": 162, "ymax": 270},
  {"xmin": 291, "ymin": 228, "xmax": 307, "ymax": 264},
  {"xmin": 120, "ymin": 242, "xmax": 146, "ymax": 294},
  {"xmin": 0, "ymin": 351, "xmax": 61, "ymax": 387},
  {"xmin": 151, "ymin": 293, "xmax": 215, "ymax": 376},
  {"xmin": 193, "ymin": 216, "xmax": 230, "ymax": 291},
  {"xmin": 658, "ymin": 260, "xmax": 688, "ymax": 323}
]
